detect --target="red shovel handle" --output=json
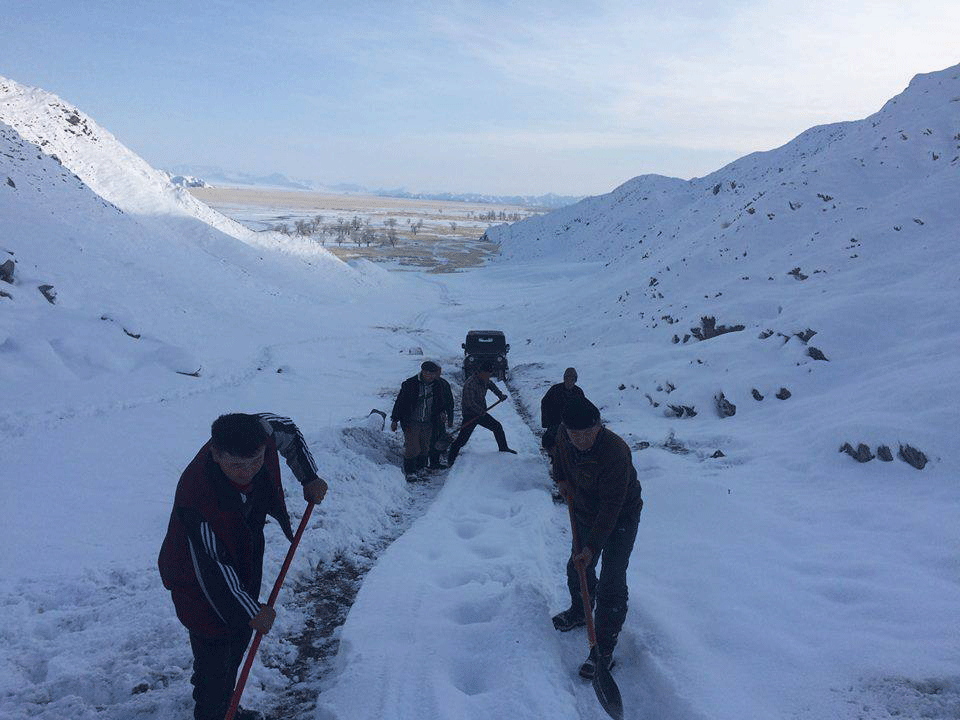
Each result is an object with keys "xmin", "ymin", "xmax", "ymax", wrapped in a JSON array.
[
  {"xmin": 224, "ymin": 502, "xmax": 315, "ymax": 720},
  {"xmin": 567, "ymin": 500, "xmax": 599, "ymax": 649}
]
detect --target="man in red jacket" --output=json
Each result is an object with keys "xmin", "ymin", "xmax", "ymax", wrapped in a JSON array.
[{"xmin": 159, "ymin": 413, "xmax": 328, "ymax": 720}]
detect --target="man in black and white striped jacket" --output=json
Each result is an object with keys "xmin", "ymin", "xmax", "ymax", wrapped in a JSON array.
[{"xmin": 158, "ymin": 413, "xmax": 327, "ymax": 720}]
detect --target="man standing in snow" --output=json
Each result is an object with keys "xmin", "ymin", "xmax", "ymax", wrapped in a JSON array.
[
  {"xmin": 390, "ymin": 360, "xmax": 448, "ymax": 478},
  {"xmin": 158, "ymin": 413, "xmax": 328, "ymax": 720},
  {"xmin": 550, "ymin": 396, "xmax": 642, "ymax": 679},
  {"xmin": 540, "ymin": 367, "xmax": 585, "ymax": 455},
  {"xmin": 446, "ymin": 361, "xmax": 516, "ymax": 465}
]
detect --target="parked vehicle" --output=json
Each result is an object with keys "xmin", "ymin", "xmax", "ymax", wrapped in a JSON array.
[{"xmin": 462, "ymin": 330, "xmax": 509, "ymax": 380}]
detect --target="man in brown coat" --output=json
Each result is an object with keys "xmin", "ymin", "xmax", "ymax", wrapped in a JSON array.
[{"xmin": 550, "ymin": 396, "xmax": 643, "ymax": 679}]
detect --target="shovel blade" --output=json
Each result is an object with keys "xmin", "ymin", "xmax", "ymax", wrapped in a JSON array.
[{"xmin": 592, "ymin": 661, "xmax": 624, "ymax": 720}]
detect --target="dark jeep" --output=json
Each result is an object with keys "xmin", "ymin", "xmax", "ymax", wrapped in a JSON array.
[{"xmin": 462, "ymin": 330, "xmax": 510, "ymax": 380}]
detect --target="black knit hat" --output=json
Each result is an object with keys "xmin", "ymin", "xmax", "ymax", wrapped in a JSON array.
[
  {"xmin": 421, "ymin": 361, "xmax": 440, "ymax": 372},
  {"xmin": 562, "ymin": 396, "xmax": 600, "ymax": 430}
]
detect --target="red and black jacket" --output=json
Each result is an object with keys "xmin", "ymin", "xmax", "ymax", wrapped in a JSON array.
[{"xmin": 158, "ymin": 414, "xmax": 318, "ymax": 638}]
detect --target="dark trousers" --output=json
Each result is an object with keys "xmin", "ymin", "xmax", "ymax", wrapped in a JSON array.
[
  {"xmin": 447, "ymin": 414, "xmax": 508, "ymax": 463},
  {"xmin": 429, "ymin": 420, "xmax": 448, "ymax": 467},
  {"xmin": 567, "ymin": 510, "xmax": 640, "ymax": 654},
  {"xmin": 189, "ymin": 628, "xmax": 253, "ymax": 720}
]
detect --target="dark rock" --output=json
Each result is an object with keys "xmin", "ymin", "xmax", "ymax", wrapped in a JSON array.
[
  {"xmin": 840, "ymin": 442, "xmax": 874, "ymax": 462},
  {"xmin": 667, "ymin": 404, "xmax": 697, "ymax": 418},
  {"xmin": 176, "ymin": 368, "xmax": 202, "ymax": 377},
  {"xmin": 682, "ymin": 334, "xmax": 691, "ymax": 343},
  {"xmin": 131, "ymin": 683, "xmax": 149, "ymax": 695},
  {"xmin": 663, "ymin": 432, "xmax": 689, "ymax": 454},
  {"xmin": 711, "ymin": 450, "xmax": 725, "ymax": 458},
  {"xmin": 898, "ymin": 444, "xmax": 928, "ymax": 470},
  {"xmin": 672, "ymin": 334, "xmax": 680, "ymax": 344},
  {"xmin": 877, "ymin": 445, "xmax": 893, "ymax": 462},
  {"xmin": 776, "ymin": 388, "xmax": 791, "ymax": 400},
  {"xmin": 0, "ymin": 289, "xmax": 10, "ymax": 299},
  {"xmin": 0, "ymin": 259, "xmax": 15, "ymax": 283},
  {"xmin": 715, "ymin": 393, "xmax": 736, "ymax": 418},
  {"xmin": 751, "ymin": 388, "xmax": 764, "ymax": 401},
  {"xmin": 38, "ymin": 284, "xmax": 57, "ymax": 304},
  {"xmin": 807, "ymin": 346, "xmax": 829, "ymax": 361},
  {"xmin": 618, "ymin": 384, "xmax": 626, "ymax": 390},
  {"xmin": 759, "ymin": 329, "xmax": 774, "ymax": 339},
  {"xmin": 787, "ymin": 267, "xmax": 809, "ymax": 280},
  {"xmin": 795, "ymin": 328, "xmax": 817, "ymax": 343},
  {"xmin": 5, "ymin": 177, "xmax": 14, "ymax": 188},
  {"xmin": 690, "ymin": 316, "xmax": 745, "ymax": 341}
]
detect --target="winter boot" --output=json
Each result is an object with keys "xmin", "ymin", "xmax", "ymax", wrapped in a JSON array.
[
  {"xmin": 578, "ymin": 648, "xmax": 615, "ymax": 679},
  {"xmin": 551, "ymin": 606, "xmax": 586, "ymax": 632},
  {"xmin": 403, "ymin": 457, "xmax": 419, "ymax": 480}
]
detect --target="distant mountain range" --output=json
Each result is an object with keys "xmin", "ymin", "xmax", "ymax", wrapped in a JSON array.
[{"xmin": 166, "ymin": 164, "xmax": 582, "ymax": 208}]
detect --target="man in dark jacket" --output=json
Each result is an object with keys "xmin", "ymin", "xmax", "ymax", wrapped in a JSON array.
[
  {"xmin": 446, "ymin": 361, "xmax": 516, "ymax": 466},
  {"xmin": 550, "ymin": 397, "xmax": 642, "ymax": 680},
  {"xmin": 540, "ymin": 367, "xmax": 585, "ymax": 454},
  {"xmin": 390, "ymin": 360, "xmax": 448, "ymax": 477},
  {"xmin": 158, "ymin": 413, "xmax": 328, "ymax": 720},
  {"xmin": 428, "ymin": 365, "xmax": 455, "ymax": 470}
]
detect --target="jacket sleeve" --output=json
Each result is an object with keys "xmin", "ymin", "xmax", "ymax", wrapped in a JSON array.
[
  {"xmin": 487, "ymin": 380, "xmax": 506, "ymax": 400},
  {"xmin": 584, "ymin": 448, "xmax": 633, "ymax": 555},
  {"xmin": 391, "ymin": 381, "xmax": 410, "ymax": 422},
  {"xmin": 258, "ymin": 413, "xmax": 319, "ymax": 485},
  {"xmin": 540, "ymin": 386, "xmax": 556, "ymax": 428},
  {"xmin": 178, "ymin": 506, "xmax": 260, "ymax": 629},
  {"xmin": 442, "ymin": 380, "xmax": 455, "ymax": 415}
]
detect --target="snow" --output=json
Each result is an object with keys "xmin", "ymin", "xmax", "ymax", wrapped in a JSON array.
[{"xmin": 1, "ymin": 64, "xmax": 960, "ymax": 720}]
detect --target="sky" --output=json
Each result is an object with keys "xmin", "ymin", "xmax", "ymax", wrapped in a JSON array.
[{"xmin": 2, "ymin": 0, "xmax": 959, "ymax": 196}]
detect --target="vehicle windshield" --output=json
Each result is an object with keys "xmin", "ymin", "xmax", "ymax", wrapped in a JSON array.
[{"xmin": 465, "ymin": 334, "xmax": 506, "ymax": 353}]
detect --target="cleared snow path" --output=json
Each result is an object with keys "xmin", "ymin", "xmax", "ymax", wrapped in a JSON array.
[{"xmin": 312, "ymin": 390, "xmax": 696, "ymax": 720}]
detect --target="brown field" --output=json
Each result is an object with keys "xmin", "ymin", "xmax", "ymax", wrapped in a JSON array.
[{"xmin": 190, "ymin": 187, "xmax": 541, "ymax": 272}]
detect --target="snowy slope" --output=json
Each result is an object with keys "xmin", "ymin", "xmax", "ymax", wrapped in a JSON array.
[
  {"xmin": 0, "ymin": 75, "xmax": 341, "ymax": 260},
  {"xmin": 486, "ymin": 63, "xmax": 960, "ymax": 467}
]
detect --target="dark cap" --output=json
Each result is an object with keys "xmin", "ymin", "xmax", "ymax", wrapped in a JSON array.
[
  {"xmin": 562, "ymin": 396, "xmax": 600, "ymax": 429},
  {"xmin": 421, "ymin": 361, "xmax": 440, "ymax": 372}
]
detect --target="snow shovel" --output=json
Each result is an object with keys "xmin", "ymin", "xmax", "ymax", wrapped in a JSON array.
[
  {"xmin": 433, "ymin": 397, "xmax": 506, "ymax": 452},
  {"xmin": 566, "ymin": 498, "xmax": 624, "ymax": 720},
  {"xmin": 224, "ymin": 502, "xmax": 315, "ymax": 720}
]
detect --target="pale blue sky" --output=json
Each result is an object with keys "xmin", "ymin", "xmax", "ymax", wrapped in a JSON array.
[{"xmin": 3, "ymin": 1, "xmax": 958, "ymax": 195}]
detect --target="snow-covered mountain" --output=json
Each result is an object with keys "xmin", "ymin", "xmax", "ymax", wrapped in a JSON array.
[
  {"xmin": 488, "ymin": 63, "xmax": 960, "ymax": 468},
  {"xmin": 166, "ymin": 164, "xmax": 314, "ymax": 191},
  {"xmin": 0, "ymin": 75, "xmax": 381, "ymax": 414}
]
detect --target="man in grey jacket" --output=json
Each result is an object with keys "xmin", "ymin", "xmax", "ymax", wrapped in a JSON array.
[{"xmin": 446, "ymin": 361, "xmax": 516, "ymax": 465}]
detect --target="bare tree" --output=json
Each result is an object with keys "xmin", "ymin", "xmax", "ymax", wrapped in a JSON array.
[
  {"xmin": 359, "ymin": 220, "xmax": 375, "ymax": 247},
  {"xmin": 335, "ymin": 218, "xmax": 349, "ymax": 246}
]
